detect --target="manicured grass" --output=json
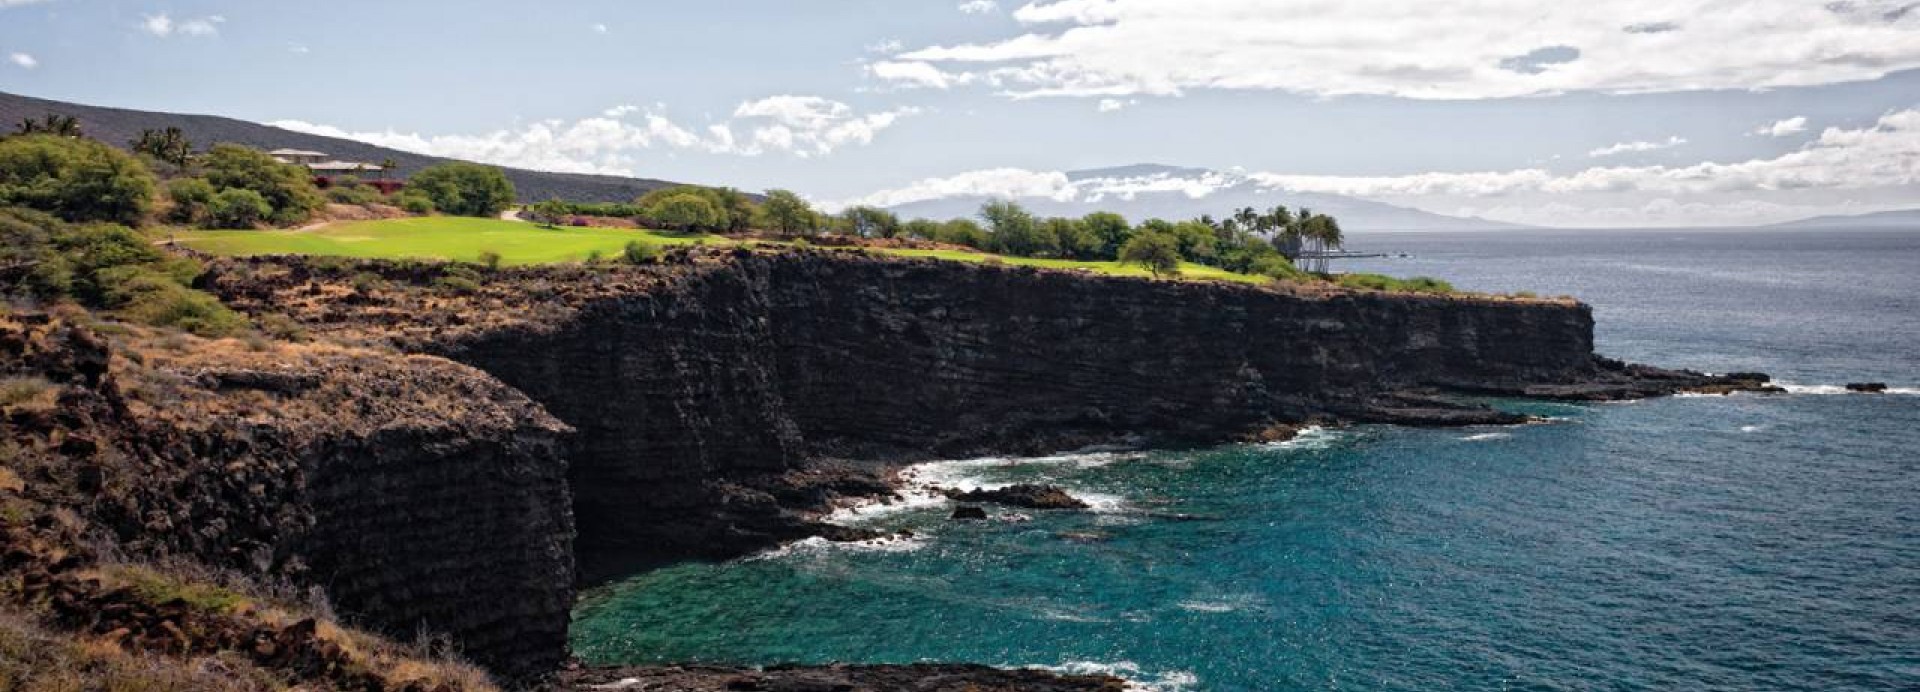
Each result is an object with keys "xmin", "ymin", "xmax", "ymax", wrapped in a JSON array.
[
  {"xmin": 176, "ymin": 217, "xmax": 1269, "ymax": 283},
  {"xmin": 174, "ymin": 217, "xmax": 723, "ymax": 266},
  {"xmin": 873, "ymin": 248, "xmax": 1270, "ymax": 284}
]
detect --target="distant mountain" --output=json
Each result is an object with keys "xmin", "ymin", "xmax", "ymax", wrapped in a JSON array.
[
  {"xmin": 887, "ymin": 164, "xmax": 1531, "ymax": 232},
  {"xmin": 1767, "ymin": 208, "xmax": 1920, "ymax": 229},
  {"xmin": 0, "ymin": 91, "xmax": 704, "ymax": 203}
]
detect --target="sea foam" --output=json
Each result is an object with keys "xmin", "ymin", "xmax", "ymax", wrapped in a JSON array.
[{"xmin": 1034, "ymin": 661, "xmax": 1199, "ymax": 692}]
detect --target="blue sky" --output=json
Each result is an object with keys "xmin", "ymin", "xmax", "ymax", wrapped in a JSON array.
[{"xmin": 2, "ymin": 0, "xmax": 1918, "ymax": 227}]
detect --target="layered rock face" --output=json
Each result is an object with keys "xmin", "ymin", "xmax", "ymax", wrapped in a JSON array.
[
  {"xmin": 402, "ymin": 252, "xmax": 1606, "ymax": 577},
  {"xmin": 0, "ymin": 315, "xmax": 575, "ymax": 681}
]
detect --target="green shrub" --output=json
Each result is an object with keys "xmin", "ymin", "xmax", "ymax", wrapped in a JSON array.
[
  {"xmin": 1336, "ymin": 273, "xmax": 1455, "ymax": 294},
  {"xmin": 200, "ymin": 144, "xmax": 324, "ymax": 225},
  {"xmin": 408, "ymin": 162, "xmax": 515, "ymax": 217},
  {"xmin": 476, "ymin": 250, "xmax": 502, "ymax": 271},
  {"xmin": 394, "ymin": 191, "xmax": 435, "ymax": 214},
  {"xmin": 324, "ymin": 183, "xmax": 381, "ymax": 206},
  {"xmin": 206, "ymin": 188, "xmax": 272, "ymax": 229},
  {"xmin": 257, "ymin": 313, "xmax": 308, "ymax": 341},
  {"xmin": 621, "ymin": 239, "xmax": 659, "ymax": 265},
  {"xmin": 0, "ymin": 135, "xmax": 156, "ymax": 225},
  {"xmin": 97, "ymin": 266, "xmax": 246, "ymax": 336},
  {"xmin": 165, "ymin": 177, "xmax": 216, "ymax": 224},
  {"xmin": 432, "ymin": 275, "xmax": 480, "ymax": 294}
]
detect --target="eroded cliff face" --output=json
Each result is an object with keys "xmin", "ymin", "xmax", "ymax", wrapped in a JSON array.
[
  {"xmin": 0, "ymin": 314, "xmax": 575, "ymax": 682},
  {"xmin": 207, "ymin": 250, "xmax": 1623, "ymax": 582}
]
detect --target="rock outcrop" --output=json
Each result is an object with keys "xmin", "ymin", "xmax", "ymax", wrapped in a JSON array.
[
  {"xmin": 0, "ymin": 313, "xmax": 574, "ymax": 682},
  {"xmin": 944, "ymin": 484, "xmax": 1090, "ymax": 510}
]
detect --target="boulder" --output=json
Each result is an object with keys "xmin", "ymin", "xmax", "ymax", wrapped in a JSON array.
[
  {"xmin": 1846, "ymin": 382, "xmax": 1889, "ymax": 393},
  {"xmin": 949, "ymin": 506, "xmax": 988, "ymax": 521},
  {"xmin": 943, "ymin": 484, "xmax": 1090, "ymax": 510}
]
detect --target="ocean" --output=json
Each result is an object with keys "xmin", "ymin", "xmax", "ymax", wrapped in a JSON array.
[{"xmin": 570, "ymin": 228, "xmax": 1919, "ymax": 691}]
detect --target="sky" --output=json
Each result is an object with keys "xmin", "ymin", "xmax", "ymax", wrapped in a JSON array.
[{"xmin": 1, "ymin": 0, "xmax": 1918, "ymax": 227}]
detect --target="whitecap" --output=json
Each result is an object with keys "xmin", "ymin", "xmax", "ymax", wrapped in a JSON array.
[
  {"xmin": 1034, "ymin": 661, "xmax": 1199, "ymax": 692},
  {"xmin": 748, "ymin": 534, "xmax": 925, "ymax": 561},
  {"xmin": 1263, "ymin": 425, "xmax": 1342, "ymax": 450},
  {"xmin": 1775, "ymin": 382, "xmax": 1918, "ymax": 395},
  {"xmin": 1460, "ymin": 432, "xmax": 1512, "ymax": 442},
  {"xmin": 1739, "ymin": 424, "xmax": 1765, "ymax": 433}
]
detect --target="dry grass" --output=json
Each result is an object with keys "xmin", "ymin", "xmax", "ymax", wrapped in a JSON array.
[
  {"xmin": 0, "ymin": 376, "xmax": 56, "ymax": 411},
  {"xmin": 0, "ymin": 611, "xmax": 287, "ymax": 691}
]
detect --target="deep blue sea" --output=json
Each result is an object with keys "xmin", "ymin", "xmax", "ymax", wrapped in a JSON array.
[{"xmin": 571, "ymin": 228, "xmax": 1920, "ymax": 691}]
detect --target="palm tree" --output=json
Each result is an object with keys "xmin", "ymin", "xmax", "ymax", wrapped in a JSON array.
[
  {"xmin": 379, "ymin": 158, "xmax": 398, "ymax": 180},
  {"xmin": 131, "ymin": 127, "xmax": 194, "ymax": 167},
  {"xmin": 15, "ymin": 113, "xmax": 82, "ymax": 137}
]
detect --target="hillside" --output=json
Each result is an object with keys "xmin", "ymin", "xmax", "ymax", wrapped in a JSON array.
[
  {"xmin": 0, "ymin": 90, "xmax": 703, "ymax": 203},
  {"xmin": 887, "ymin": 164, "xmax": 1533, "ymax": 232},
  {"xmin": 1766, "ymin": 208, "xmax": 1920, "ymax": 229}
]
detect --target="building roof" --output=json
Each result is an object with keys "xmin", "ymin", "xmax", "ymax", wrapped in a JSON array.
[
  {"xmin": 268, "ymin": 148, "xmax": 326, "ymax": 157},
  {"xmin": 309, "ymin": 160, "xmax": 382, "ymax": 172}
]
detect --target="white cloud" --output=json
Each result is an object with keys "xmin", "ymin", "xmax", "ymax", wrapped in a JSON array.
[
  {"xmin": 1096, "ymin": 98, "xmax": 1135, "ymax": 112},
  {"xmin": 878, "ymin": 0, "xmax": 1920, "ymax": 100},
  {"xmin": 843, "ymin": 108, "xmax": 1920, "ymax": 225},
  {"xmin": 288, "ymin": 43, "xmax": 308, "ymax": 54},
  {"xmin": 867, "ymin": 60, "xmax": 974, "ymax": 89},
  {"xmin": 0, "ymin": 0, "xmax": 54, "ymax": 7},
  {"xmin": 269, "ymin": 97, "xmax": 917, "ymax": 175},
  {"xmin": 958, "ymin": 1, "xmax": 999, "ymax": 14},
  {"xmin": 7, "ymin": 52, "xmax": 35, "ymax": 68},
  {"xmin": 1756, "ymin": 116, "xmax": 1808, "ymax": 137},
  {"xmin": 1588, "ymin": 136, "xmax": 1686, "ymax": 158},
  {"xmin": 1251, "ymin": 109, "xmax": 1920, "ymax": 197},
  {"xmin": 140, "ymin": 13, "xmax": 223, "ymax": 38},
  {"xmin": 592, "ymin": 23, "xmax": 608, "ymax": 34},
  {"xmin": 866, "ymin": 38, "xmax": 904, "ymax": 54}
]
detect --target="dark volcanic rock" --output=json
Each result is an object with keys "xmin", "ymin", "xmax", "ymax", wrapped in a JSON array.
[
  {"xmin": 950, "ymin": 506, "xmax": 989, "ymax": 520},
  {"xmin": 944, "ymin": 484, "xmax": 1090, "ymax": 509},
  {"xmin": 1847, "ymin": 382, "xmax": 1889, "ymax": 393}
]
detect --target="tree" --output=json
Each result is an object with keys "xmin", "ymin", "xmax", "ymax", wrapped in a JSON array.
[
  {"xmin": 759, "ymin": 189, "xmax": 813, "ymax": 234},
  {"xmin": 200, "ymin": 144, "xmax": 325, "ymax": 225},
  {"xmin": 530, "ymin": 197, "xmax": 570, "ymax": 228},
  {"xmin": 406, "ymin": 162, "xmax": 515, "ymax": 218},
  {"xmin": 379, "ymin": 158, "xmax": 399, "ymax": 180},
  {"xmin": 1081, "ymin": 211, "xmax": 1132, "ymax": 259},
  {"xmin": 131, "ymin": 127, "xmax": 194, "ymax": 168},
  {"xmin": 935, "ymin": 218, "xmax": 989, "ymax": 248},
  {"xmin": 165, "ymin": 177, "xmax": 216, "ymax": 224},
  {"xmin": 979, "ymin": 200, "xmax": 1053, "ymax": 257},
  {"xmin": 14, "ymin": 114, "xmax": 81, "ymax": 138},
  {"xmin": 840, "ymin": 205, "xmax": 900, "ymax": 238},
  {"xmin": 647, "ymin": 191, "xmax": 725, "ymax": 231},
  {"xmin": 206, "ymin": 188, "xmax": 272, "ymax": 229},
  {"xmin": 1045, "ymin": 217, "xmax": 1100, "ymax": 259},
  {"xmin": 901, "ymin": 218, "xmax": 942, "ymax": 241},
  {"xmin": 0, "ymin": 134, "xmax": 155, "ymax": 225},
  {"xmin": 1170, "ymin": 220, "xmax": 1219, "ymax": 263},
  {"xmin": 1118, "ymin": 231, "xmax": 1181, "ymax": 277}
]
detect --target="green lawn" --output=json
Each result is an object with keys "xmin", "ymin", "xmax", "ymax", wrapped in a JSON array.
[
  {"xmin": 175, "ymin": 216, "xmax": 1269, "ymax": 284},
  {"xmin": 174, "ymin": 217, "xmax": 722, "ymax": 265}
]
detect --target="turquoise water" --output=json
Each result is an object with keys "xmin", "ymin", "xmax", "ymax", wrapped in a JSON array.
[{"xmin": 572, "ymin": 229, "xmax": 1919, "ymax": 691}]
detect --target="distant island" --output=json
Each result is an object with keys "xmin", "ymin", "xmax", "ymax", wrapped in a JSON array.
[{"xmin": 1766, "ymin": 208, "xmax": 1920, "ymax": 229}]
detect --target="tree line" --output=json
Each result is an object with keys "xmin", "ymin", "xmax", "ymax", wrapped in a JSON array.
[{"xmin": 533, "ymin": 184, "xmax": 1346, "ymax": 279}]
